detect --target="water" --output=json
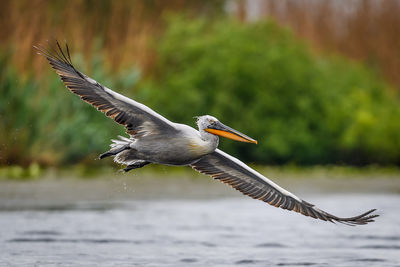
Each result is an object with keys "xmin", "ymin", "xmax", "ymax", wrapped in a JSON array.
[{"xmin": 0, "ymin": 176, "xmax": 399, "ymax": 267}]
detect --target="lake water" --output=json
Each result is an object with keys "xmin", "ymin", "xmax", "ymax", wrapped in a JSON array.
[{"xmin": 0, "ymin": 174, "xmax": 399, "ymax": 266}]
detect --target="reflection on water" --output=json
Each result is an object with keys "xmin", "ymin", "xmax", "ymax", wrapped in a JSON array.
[{"xmin": 0, "ymin": 176, "xmax": 399, "ymax": 266}]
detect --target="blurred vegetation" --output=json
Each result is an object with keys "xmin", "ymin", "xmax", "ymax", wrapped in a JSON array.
[
  {"xmin": 245, "ymin": 0, "xmax": 400, "ymax": 90},
  {"xmin": 141, "ymin": 16, "xmax": 400, "ymax": 165},
  {"xmin": 0, "ymin": 0, "xmax": 224, "ymax": 75},
  {"xmin": 0, "ymin": 0, "xmax": 224, "ymax": 166},
  {"xmin": 0, "ymin": 1, "xmax": 399, "ymax": 168},
  {"xmin": 0, "ymin": 45, "xmax": 135, "ymax": 165}
]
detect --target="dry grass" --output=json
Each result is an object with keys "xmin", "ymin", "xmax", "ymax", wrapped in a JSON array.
[{"xmin": 0, "ymin": 0, "xmax": 222, "ymax": 76}]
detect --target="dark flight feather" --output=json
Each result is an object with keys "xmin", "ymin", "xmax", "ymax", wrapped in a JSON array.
[
  {"xmin": 191, "ymin": 149, "xmax": 378, "ymax": 226},
  {"xmin": 35, "ymin": 41, "xmax": 176, "ymax": 138}
]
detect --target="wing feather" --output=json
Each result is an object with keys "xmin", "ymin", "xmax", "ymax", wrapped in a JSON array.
[
  {"xmin": 191, "ymin": 149, "xmax": 378, "ymax": 225},
  {"xmin": 35, "ymin": 41, "xmax": 177, "ymax": 138}
]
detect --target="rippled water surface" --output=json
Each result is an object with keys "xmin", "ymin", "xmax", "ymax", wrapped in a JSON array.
[{"xmin": 0, "ymin": 176, "xmax": 399, "ymax": 266}]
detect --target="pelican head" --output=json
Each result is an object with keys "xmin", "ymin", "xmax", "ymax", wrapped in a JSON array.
[{"xmin": 196, "ymin": 115, "xmax": 257, "ymax": 144}]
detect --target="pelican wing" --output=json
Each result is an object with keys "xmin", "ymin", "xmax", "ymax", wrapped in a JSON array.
[
  {"xmin": 191, "ymin": 149, "xmax": 378, "ymax": 225},
  {"xmin": 36, "ymin": 42, "xmax": 176, "ymax": 137}
]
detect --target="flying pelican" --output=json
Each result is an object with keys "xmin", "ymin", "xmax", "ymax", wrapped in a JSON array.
[{"xmin": 36, "ymin": 42, "xmax": 378, "ymax": 226}]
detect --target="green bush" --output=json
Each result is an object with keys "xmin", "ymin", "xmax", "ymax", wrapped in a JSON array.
[
  {"xmin": 140, "ymin": 16, "xmax": 400, "ymax": 165},
  {"xmin": 0, "ymin": 45, "xmax": 139, "ymax": 165}
]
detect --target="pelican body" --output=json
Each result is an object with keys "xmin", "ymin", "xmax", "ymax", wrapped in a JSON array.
[
  {"xmin": 106, "ymin": 116, "xmax": 256, "ymax": 170},
  {"xmin": 112, "ymin": 119, "xmax": 218, "ymax": 167},
  {"xmin": 36, "ymin": 42, "xmax": 378, "ymax": 226}
]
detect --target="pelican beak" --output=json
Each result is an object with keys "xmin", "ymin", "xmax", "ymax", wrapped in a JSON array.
[{"xmin": 205, "ymin": 122, "xmax": 258, "ymax": 144}]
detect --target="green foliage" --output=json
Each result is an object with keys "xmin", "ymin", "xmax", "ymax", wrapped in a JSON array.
[
  {"xmin": 1, "ymin": 16, "xmax": 399, "ymax": 166},
  {"xmin": 0, "ymin": 46, "xmax": 139, "ymax": 165},
  {"xmin": 141, "ymin": 16, "xmax": 400, "ymax": 165}
]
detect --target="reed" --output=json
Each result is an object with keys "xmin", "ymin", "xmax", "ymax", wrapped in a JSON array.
[{"xmin": 0, "ymin": 0, "xmax": 223, "ymax": 77}]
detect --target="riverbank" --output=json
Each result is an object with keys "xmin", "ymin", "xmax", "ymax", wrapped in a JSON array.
[{"xmin": 1, "ymin": 163, "xmax": 400, "ymax": 180}]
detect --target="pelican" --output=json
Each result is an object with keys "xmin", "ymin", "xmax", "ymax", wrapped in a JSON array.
[{"xmin": 36, "ymin": 42, "xmax": 378, "ymax": 225}]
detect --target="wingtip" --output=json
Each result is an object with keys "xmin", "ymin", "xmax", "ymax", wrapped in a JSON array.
[
  {"xmin": 34, "ymin": 39, "xmax": 73, "ymax": 66},
  {"xmin": 334, "ymin": 208, "xmax": 379, "ymax": 226}
]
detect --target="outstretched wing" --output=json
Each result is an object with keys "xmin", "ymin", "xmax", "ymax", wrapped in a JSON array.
[
  {"xmin": 191, "ymin": 149, "xmax": 378, "ymax": 225},
  {"xmin": 35, "ymin": 41, "xmax": 177, "ymax": 138}
]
